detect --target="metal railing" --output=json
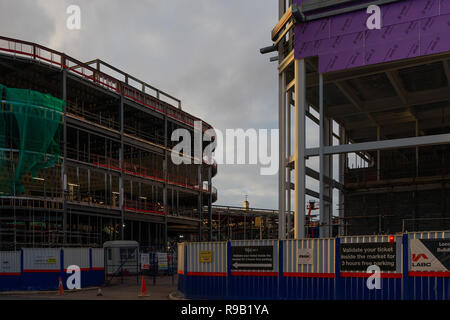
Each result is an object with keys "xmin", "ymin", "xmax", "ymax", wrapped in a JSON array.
[
  {"xmin": 66, "ymin": 101, "xmax": 120, "ymax": 131},
  {"xmin": 0, "ymin": 36, "xmax": 214, "ymax": 133}
]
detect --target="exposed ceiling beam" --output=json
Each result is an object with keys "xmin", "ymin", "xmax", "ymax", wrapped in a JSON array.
[
  {"xmin": 327, "ymin": 87, "xmax": 450, "ymax": 118},
  {"xmin": 385, "ymin": 70, "xmax": 423, "ymax": 135},
  {"xmin": 305, "ymin": 133, "xmax": 450, "ymax": 157},
  {"xmin": 443, "ymin": 60, "xmax": 450, "ymax": 88},
  {"xmin": 307, "ymin": 52, "xmax": 450, "ymax": 88},
  {"xmin": 386, "ymin": 70, "xmax": 408, "ymax": 105},
  {"xmin": 347, "ymin": 117, "xmax": 450, "ymax": 141},
  {"xmin": 334, "ymin": 80, "xmax": 379, "ymax": 126}
]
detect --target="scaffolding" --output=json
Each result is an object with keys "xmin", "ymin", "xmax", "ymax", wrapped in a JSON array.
[
  {"xmin": 0, "ymin": 36, "xmax": 218, "ymax": 250},
  {"xmin": 265, "ymin": 0, "xmax": 450, "ymax": 238}
]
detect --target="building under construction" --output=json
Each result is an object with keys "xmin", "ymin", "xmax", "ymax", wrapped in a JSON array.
[
  {"xmin": 0, "ymin": 36, "xmax": 217, "ymax": 250},
  {"xmin": 264, "ymin": 0, "xmax": 450, "ymax": 238}
]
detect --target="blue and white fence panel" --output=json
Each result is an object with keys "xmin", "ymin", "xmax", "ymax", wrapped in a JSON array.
[
  {"xmin": 407, "ymin": 231, "xmax": 450, "ymax": 300},
  {"xmin": 339, "ymin": 235, "xmax": 403, "ymax": 300},
  {"xmin": 0, "ymin": 251, "xmax": 21, "ymax": 291},
  {"xmin": 179, "ymin": 231, "xmax": 449, "ymax": 300},
  {"xmin": 185, "ymin": 242, "xmax": 227, "ymax": 299},
  {"xmin": 0, "ymin": 248, "xmax": 105, "ymax": 292},
  {"xmin": 177, "ymin": 242, "xmax": 185, "ymax": 293},
  {"xmin": 283, "ymin": 238, "xmax": 335, "ymax": 300},
  {"xmin": 89, "ymin": 248, "xmax": 105, "ymax": 287},
  {"xmin": 229, "ymin": 240, "xmax": 279, "ymax": 300},
  {"xmin": 22, "ymin": 248, "xmax": 61, "ymax": 290}
]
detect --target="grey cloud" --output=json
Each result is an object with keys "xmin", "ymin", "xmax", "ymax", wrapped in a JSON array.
[{"xmin": 1, "ymin": 1, "xmax": 331, "ymax": 212}]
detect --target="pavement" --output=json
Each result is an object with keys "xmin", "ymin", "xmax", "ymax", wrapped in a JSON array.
[{"xmin": 0, "ymin": 275, "xmax": 178, "ymax": 300}]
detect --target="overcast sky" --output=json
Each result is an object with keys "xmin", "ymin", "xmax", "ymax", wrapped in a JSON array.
[{"xmin": 0, "ymin": 0, "xmax": 340, "ymax": 211}]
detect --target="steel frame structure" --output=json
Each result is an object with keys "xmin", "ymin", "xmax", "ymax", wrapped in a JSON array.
[
  {"xmin": 272, "ymin": 0, "xmax": 450, "ymax": 239},
  {"xmin": 0, "ymin": 36, "xmax": 218, "ymax": 250}
]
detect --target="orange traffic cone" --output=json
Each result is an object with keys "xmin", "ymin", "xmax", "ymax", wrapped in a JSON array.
[
  {"xmin": 58, "ymin": 277, "xmax": 64, "ymax": 296},
  {"xmin": 138, "ymin": 276, "xmax": 149, "ymax": 297}
]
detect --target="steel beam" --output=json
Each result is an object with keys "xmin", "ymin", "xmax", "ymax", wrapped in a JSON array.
[
  {"xmin": 294, "ymin": 59, "xmax": 306, "ymax": 239},
  {"xmin": 287, "ymin": 86, "xmax": 292, "ymax": 239},
  {"xmin": 338, "ymin": 125, "xmax": 346, "ymax": 236},
  {"xmin": 305, "ymin": 133, "xmax": 450, "ymax": 157},
  {"xmin": 62, "ymin": 67, "xmax": 67, "ymax": 245},
  {"xmin": 279, "ymin": 70, "xmax": 286, "ymax": 239},
  {"xmin": 119, "ymin": 94, "xmax": 125, "ymax": 240}
]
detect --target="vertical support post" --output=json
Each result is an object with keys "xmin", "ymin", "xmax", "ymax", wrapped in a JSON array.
[
  {"xmin": 377, "ymin": 126, "xmax": 381, "ymax": 181},
  {"xmin": 335, "ymin": 238, "xmax": 341, "ymax": 299},
  {"xmin": 319, "ymin": 74, "xmax": 326, "ymax": 238},
  {"xmin": 62, "ymin": 67, "xmax": 67, "ymax": 245},
  {"xmin": 287, "ymin": 90, "xmax": 292, "ymax": 239},
  {"xmin": 163, "ymin": 114, "xmax": 168, "ymax": 248},
  {"xmin": 415, "ymin": 120, "xmax": 419, "ymax": 177},
  {"xmin": 278, "ymin": 240, "xmax": 284, "ymax": 299},
  {"xmin": 321, "ymin": 117, "xmax": 333, "ymax": 238},
  {"xmin": 338, "ymin": 126, "xmax": 346, "ymax": 236},
  {"xmin": 402, "ymin": 233, "xmax": 409, "ymax": 300},
  {"xmin": 278, "ymin": 65, "xmax": 286, "ymax": 239},
  {"xmin": 208, "ymin": 166, "xmax": 212, "ymax": 241},
  {"xmin": 119, "ymin": 94, "xmax": 125, "ymax": 240},
  {"xmin": 278, "ymin": 0, "xmax": 286, "ymax": 240},
  {"xmin": 226, "ymin": 241, "xmax": 231, "ymax": 299},
  {"xmin": 198, "ymin": 165, "xmax": 202, "ymax": 240},
  {"xmin": 294, "ymin": 59, "xmax": 306, "ymax": 239},
  {"xmin": 184, "ymin": 244, "xmax": 188, "ymax": 296}
]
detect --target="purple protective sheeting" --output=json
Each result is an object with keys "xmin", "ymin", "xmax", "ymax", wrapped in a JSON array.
[
  {"xmin": 293, "ymin": 0, "xmax": 450, "ymax": 73},
  {"xmin": 296, "ymin": 19, "xmax": 331, "ymax": 42},
  {"xmin": 421, "ymin": 32, "xmax": 450, "ymax": 55},
  {"xmin": 420, "ymin": 14, "xmax": 450, "ymax": 35},
  {"xmin": 442, "ymin": 0, "xmax": 450, "ymax": 15},
  {"xmin": 317, "ymin": 32, "xmax": 365, "ymax": 56},
  {"xmin": 381, "ymin": 0, "xmax": 439, "ymax": 26},
  {"xmin": 320, "ymin": 48, "xmax": 365, "ymax": 73},
  {"xmin": 330, "ymin": 11, "xmax": 368, "ymax": 37},
  {"xmin": 365, "ymin": 20, "xmax": 419, "ymax": 43},
  {"xmin": 365, "ymin": 36, "xmax": 420, "ymax": 66}
]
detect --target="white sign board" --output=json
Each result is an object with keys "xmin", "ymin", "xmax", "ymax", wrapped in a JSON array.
[
  {"xmin": 0, "ymin": 251, "xmax": 20, "ymax": 273},
  {"xmin": 23, "ymin": 248, "xmax": 60, "ymax": 271},
  {"xmin": 141, "ymin": 253, "xmax": 150, "ymax": 270},
  {"xmin": 410, "ymin": 239, "xmax": 449, "ymax": 272},
  {"xmin": 297, "ymin": 248, "xmax": 314, "ymax": 265},
  {"xmin": 157, "ymin": 252, "xmax": 168, "ymax": 270}
]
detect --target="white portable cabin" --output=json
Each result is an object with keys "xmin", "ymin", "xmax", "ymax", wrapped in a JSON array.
[{"xmin": 103, "ymin": 240, "xmax": 140, "ymax": 275}]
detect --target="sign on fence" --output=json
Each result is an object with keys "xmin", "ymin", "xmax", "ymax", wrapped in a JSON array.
[
  {"xmin": 297, "ymin": 248, "xmax": 314, "ymax": 265},
  {"xmin": 157, "ymin": 253, "xmax": 168, "ymax": 271},
  {"xmin": 410, "ymin": 239, "xmax": 450, "ymax": 272},
  {"xmin": 200, "ymin": 251, "xmax": 212, "ymax": 263},
  {"xmin": 231, "ymin": 246, "xmax": 273, "ymax": 271},
  {"xmin": 141, "ymin": 253, "xmax": 150, "ymax": 270},
  {"xmin": 340, "ymin": 243, "xmax": 396, "ymax": 272}
]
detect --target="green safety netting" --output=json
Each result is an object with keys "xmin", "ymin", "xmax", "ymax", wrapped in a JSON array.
[{"xmin": 0, "ymin": 83, "xmax": 64, "ymax": 195}]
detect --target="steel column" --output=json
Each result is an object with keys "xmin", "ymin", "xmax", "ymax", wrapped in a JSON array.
[
  {"xmin": 208, "ymin": 166, "xmax": 212, "ymax": 241},
  {"xmin": 119, "ymin": 94, "xmax": 124, "ymax": 240},
  {"xmin": 338, "ymin": 126, "xmax": 346, "ymax": 236},
  {"xmin": 62, "ymin": 67, "xmax": 67, "ymax": 245},
  {"xmin": 287, "ymin": 88, "xmax": 292, "ymax": 239},
  {"xmin": 279, "ymin": 70, "xmax": 286, "ymax": 239},
  {"xmin": 294, "ymin": 59, "xmax": 306, "ymax": 239},
  {"xmin": 319, "ymin": 74, "xmax": 326, "ymax": 238}
]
